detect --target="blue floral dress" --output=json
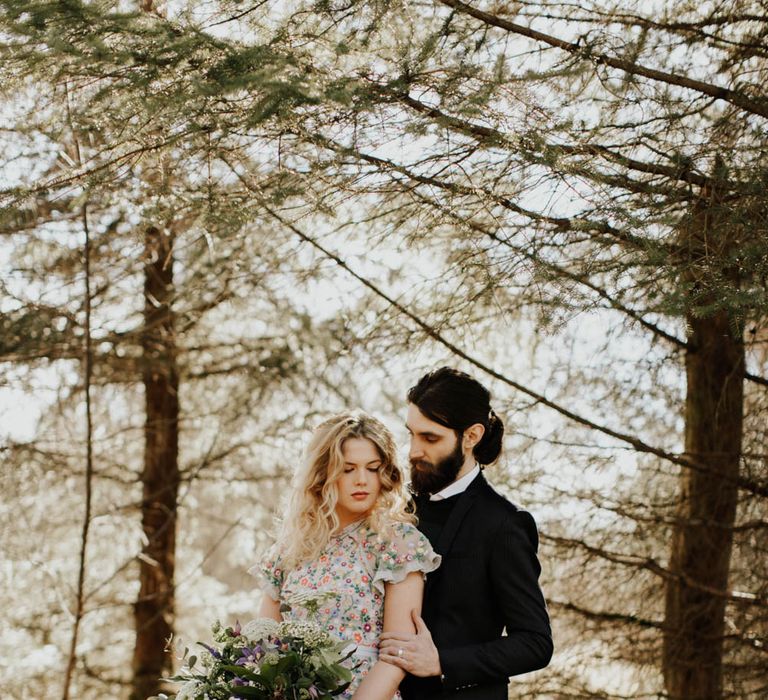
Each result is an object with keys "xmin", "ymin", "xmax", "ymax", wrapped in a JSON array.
[{"xmin": 250, "ymin": 520, "xmax": 440, "ymax": 698}]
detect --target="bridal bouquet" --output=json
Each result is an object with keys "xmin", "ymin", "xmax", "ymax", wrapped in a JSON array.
[{"xmin": 156, "ymin": 618, "xmax": 354, "ymax": 700}]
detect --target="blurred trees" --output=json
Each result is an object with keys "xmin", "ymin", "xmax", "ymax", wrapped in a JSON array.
[{"xmin": 1, "ymin": 1, "xmax": 766, "ymax": 699}]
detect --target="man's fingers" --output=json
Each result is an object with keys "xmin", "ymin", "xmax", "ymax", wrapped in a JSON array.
[
  {"xmin": 380, "ymin": 632, "xmax": 413, "ymax": 642},
  {"xmin": 380, "ymin": 640, "xmax": 412, "ymax": 653},
  {"xmin": 411, "ymin": 609, "xmax": 429, "ymax": 634},
  {"xmin": 379, "ymin": 641, "xmax": 408, "ymax": 658},
  {"xmin": 380, "ymin": 652, "xmax": 407, "ymax": 670}
]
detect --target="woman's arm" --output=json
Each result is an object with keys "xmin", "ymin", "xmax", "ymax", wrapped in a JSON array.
[
  {"xmin": 351, "ymin": 571, "xmax": 424, "ymax": 700},
  {"xmin": 258, "ymin": 594, "xmax": 283, "ymax": 622}
]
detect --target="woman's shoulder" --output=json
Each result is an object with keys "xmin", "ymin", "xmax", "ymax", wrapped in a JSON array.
[
  {"xmin": 365, "ymin": 518, "xmax": 438, "ymax": 563},
  {"xmin": 364, "ymin": 518, "xmax": 421, "ymax": 544},
  {"xmin": 363, "ymin": 518, "xmax": 441, "ymax": 591}
]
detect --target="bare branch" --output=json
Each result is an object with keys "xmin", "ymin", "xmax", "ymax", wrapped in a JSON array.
[
  {"xmin": 235, "ymin": 193, "xmax": 768, "ymax": 499},
  {"xmin": 387, "ymin": 88, "xmax": 712, "ymax": 190},
  {"xmin": 437, "ymin": 0, "xmax": 768, "ymax": 119},
  {"xmin": 543, "ymin": 534, "xmax": 767, "ymax": 608}
]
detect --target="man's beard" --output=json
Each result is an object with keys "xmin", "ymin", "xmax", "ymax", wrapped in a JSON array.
[{"xmin": 410, "ymin": 439, "xmax": 465, "ymax": 497}]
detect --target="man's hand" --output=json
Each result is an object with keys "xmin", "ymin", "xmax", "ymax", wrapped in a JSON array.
[{"xmin": 379, "ymin": 610, "xmax": 442, "ymax": 677}]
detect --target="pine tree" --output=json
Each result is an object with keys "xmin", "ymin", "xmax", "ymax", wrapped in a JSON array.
[
  {"xmin": 251, "ymin": 2, "xmax": 768, "ymax": 696},
  {"xmin": 3, "ymin": 1, "xmax": 766, "ymax": 697}
]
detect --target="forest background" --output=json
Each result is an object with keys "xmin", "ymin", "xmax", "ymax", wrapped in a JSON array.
[{"xmin": 1, "ymin": 1, "xmax": 766, "ymax": 699}]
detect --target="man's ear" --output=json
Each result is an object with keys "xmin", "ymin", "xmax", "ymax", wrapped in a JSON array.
[{"xmin": 463, "ymin": 423, "xmax": 485, "ymax": 450}]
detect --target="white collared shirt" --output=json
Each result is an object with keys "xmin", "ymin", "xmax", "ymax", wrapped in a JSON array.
[{"xmin": 430, "ymin": 464, "xmax": 481, "ymax": 501}]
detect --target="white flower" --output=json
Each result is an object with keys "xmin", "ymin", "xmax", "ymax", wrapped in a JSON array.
[
  {"xmin": 279, "ymin": 620, "xmax": 333, "ymax": 648},
  {"xmin": 241, "ymin": 617, "xmax": 281, "ymax": 641},
  {"xmin": 175, "ymin": 679, "xmax": 203, "ymax": 700},
  {"xmin": 262, "ymin": 651, "xmax": 280, "ymax": 665}
]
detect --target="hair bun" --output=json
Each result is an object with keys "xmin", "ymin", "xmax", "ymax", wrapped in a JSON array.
[{"xmin": 474, "ymin": 410, "xmax": 504, "ymax": 465}]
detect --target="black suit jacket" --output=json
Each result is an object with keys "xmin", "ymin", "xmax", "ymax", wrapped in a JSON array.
[{"xmin": 401, "ymin": 473, "xmax": 552, "ymax": 700}]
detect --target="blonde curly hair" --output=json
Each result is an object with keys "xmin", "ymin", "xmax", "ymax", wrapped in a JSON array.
[{"xmin": 276, "ymin": 411, "xmax": 413, "ymax": 569}]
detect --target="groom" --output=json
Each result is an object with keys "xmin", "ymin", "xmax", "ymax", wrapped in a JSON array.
[{"xmin": 379, "ymin": 367, "xmax": 552, "ymax": 699}]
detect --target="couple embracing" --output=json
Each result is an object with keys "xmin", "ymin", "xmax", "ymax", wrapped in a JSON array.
[{"xmin": 251, "ymin": 367, "xmax": 552, "ymax": 699}]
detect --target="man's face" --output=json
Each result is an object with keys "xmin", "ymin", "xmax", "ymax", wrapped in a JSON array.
[{"xmin": 406, "ymin": 403, "xmax": 466, "ymax": 497}]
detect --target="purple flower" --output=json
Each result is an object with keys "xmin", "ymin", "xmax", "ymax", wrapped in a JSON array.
[
  {"xmin": 308, "ymin": 685, "xmax": 320, "ymax": 699},
  {"xmin": 232, "ymin": 620, "xmax": 242, "ymax": 637},
  {"xmin": 236, "ymin": 645, "xmax": 264, "ymax": 666},
  {"xmin": 200, "ymin": 643, "xmax": 221, "ymax": 659}
]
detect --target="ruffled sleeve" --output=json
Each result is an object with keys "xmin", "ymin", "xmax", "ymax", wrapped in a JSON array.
[
  {"xmin": 370, "ymin": 522, "xmax": 441, "ymax": 596},
  {"xmin": 247, "ymin": 545, "xmax": 284, "ymax": 602}
]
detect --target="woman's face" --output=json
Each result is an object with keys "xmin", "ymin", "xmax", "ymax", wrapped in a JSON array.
[{"xmin": 335, "ymin": 437, "xmax": 383, "ymax": 528}]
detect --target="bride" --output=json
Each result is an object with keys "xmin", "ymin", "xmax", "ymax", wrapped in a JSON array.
[{"xmin": 251, "ymin": 412, "xmax": 440, "ymax": 700}]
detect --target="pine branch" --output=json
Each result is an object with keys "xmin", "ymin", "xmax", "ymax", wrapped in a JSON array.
[
  {"xmin": 406, "ymin": 183, "xmax": 768, "ymax": 389},
  {"xmin": 237, "ymin": 193, "xmax": 768, "ymax": 499},
  {"xmin": 530, "ymin": 8, "xmax": 768, "ymax": 58},
  {"xmin": 387, "ymin": 88, "xmax": 712, "ymax": 190},
  {"xmin": 0, "ymin": 132, "xmax": 193, "ymax": 207},
  {"xmin": 542, "ymin": 533, "xmax": 767, "ymax": 608},
  {"xmin": 405, "ymin": 185, "xmax": 689, "ymax": 350},
  {"xmin": 299, "ymin": 130, "xmax": 659, "ymax": 253},
  {"xmin": 745, "ymin": 371, "xmax": 768, "ymax": 388},
  {"xmin": 306, "ymin": 135, "xmax": 768, "ymax": 389},
  {"xmin": 548, "ymin": 598, "xmax": 663, "ymax": 630},
  {"xmin": 437, "ymin": 0, "xmax": 768, "ymax": 120}
]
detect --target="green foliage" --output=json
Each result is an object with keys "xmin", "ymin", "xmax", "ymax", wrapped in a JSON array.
[
  {"xmin": 2, "ymin": 1, "xmax": 767, "ymax": 698},
  {"xmin": 0, "ymin": 306, "xmax": 76, "ymax": 359},
  {"xmin": 164, "ymin": 620, "xmax": 353, "ymax": 700}
]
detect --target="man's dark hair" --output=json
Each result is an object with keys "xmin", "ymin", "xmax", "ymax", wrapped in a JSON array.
[{"xmin": 406, "ymin": 366, "xmax": 504, "ymax": 465}]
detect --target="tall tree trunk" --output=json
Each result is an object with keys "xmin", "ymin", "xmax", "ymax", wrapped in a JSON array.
[
  {"xmin": 663, "ymin": 169, "xmax": 745, "ymax": 697},
  {"xmin": 132, "ymin": 225, "xmax": 179, "ymax": 700}
]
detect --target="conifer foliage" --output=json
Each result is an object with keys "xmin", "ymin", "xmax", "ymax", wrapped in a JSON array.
[{"xmin": 1, "ymin": 1, "xmax": 766, "ymax": 699}]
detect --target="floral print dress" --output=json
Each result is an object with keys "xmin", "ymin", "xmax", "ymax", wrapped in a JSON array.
[{"xmin": 251, "ymin": 520, "xmax": 440, "ymax": 699}]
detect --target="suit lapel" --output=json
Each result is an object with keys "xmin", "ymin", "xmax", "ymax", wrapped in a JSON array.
[
  {"xmin": 435, "ymin": 478, "xmax": 481, "ymax": 555},
  {"xmin": 424, "ymin": 472, "xmax": 485, "ymax": 597}
]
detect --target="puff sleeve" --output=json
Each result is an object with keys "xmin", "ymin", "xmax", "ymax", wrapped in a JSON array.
[
  {"xmin": 247, "ymin": 545, "xmax": 284, "ymax": 601},
  {"xmin": 370, "ymin": 521, "xmax": 440, "ymax": 596}
]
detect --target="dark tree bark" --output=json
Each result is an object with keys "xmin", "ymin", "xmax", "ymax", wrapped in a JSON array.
[
  {"xmin": 663, "ymin": 309, "xmax": 744, "ymax": 698},
  {"xmin": 131, "ymin": 225, "xmax": 180, "ymax": 700},
  {"xmin": 663, "ymin": 176, "xmax": 745, "ymax": 699}
]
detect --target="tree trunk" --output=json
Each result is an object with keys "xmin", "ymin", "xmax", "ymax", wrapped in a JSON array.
[
  {"xmin": 131, "ymin": 225, "xmax": 180, "ymax": 700},
  {"xmin": 663, "ymin": 303, "xmax": 744, "ymax": 699}
]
